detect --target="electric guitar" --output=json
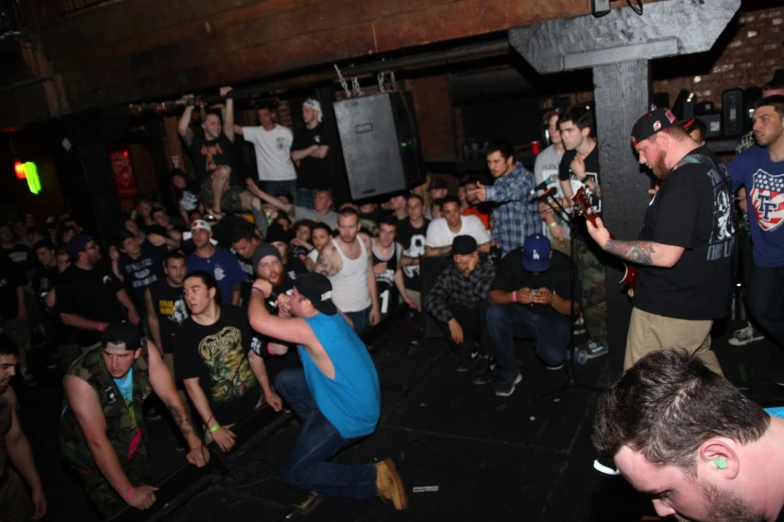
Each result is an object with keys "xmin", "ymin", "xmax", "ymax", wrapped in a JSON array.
[{"xmin": 571, "ymin": 187, "xmax": 638, "ymax": 289}]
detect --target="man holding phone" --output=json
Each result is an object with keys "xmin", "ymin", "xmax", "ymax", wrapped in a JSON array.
[{"xmin": 482, "ymin": 234, "xmax": 580, "ymax": 397}]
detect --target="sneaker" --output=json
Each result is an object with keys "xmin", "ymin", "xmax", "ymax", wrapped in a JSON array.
[
  {"xmin": 376, "ymin": 458, "xmax": 408, "ymax": 510},
  {"xmin": 728, "ymin": 326, "xmax": 764, "ymax": 347},
  {"xmin": 455, "ymin": 351, "xmax": 479, "ymax": 373},
  {"xmin": 545, "ymin": 362, "xmax": 564, "ymax": 371},
  {"xmin": 473, "ymin": 356, "xmax": 496, "ymax": 385},
  {"xmin": 584, "ymin": 341, "xmax": 608, "ymax": 359},
  {"xmin": 593, "ymin": 456, "xmax": 621, "ymax": 476},
  {"xmin": 494, "ymin": 372, "xmax": 522, "ymax": 397},
  {"xmin": 573, "ymin": 314, "xmax": 587, "ymax": 335}
]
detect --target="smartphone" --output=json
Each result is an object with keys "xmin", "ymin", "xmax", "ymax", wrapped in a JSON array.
[{"xmin": 530, "ymin": 288, "xmax": 539, "ymax": 295}]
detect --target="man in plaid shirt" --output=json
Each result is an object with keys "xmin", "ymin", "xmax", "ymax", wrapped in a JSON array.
[
  {"xmin": 466, "ymin": 140, "xmax": 540, "ymax": 256},
  {"xmin": 424, "ymin": 235, "xmax": 496, "ymax": 373}
]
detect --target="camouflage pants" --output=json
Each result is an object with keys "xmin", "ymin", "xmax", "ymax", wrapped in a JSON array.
[
  {"xmin": 78, "ymin": 442, "xmax": 151, "ymax": 518},
  {"xmin": 575, "ymin": 237, "xmax": 608, "ymax": 345},
  {"xmin": 201, "ymin": 177, "xmax": 245, "ymax": 214}
]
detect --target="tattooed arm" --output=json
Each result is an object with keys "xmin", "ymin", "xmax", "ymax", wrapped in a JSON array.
[
  {"xmin": 314, "ymin": 241, "xmax": 342, "ymax": 277},
  {"xmin": 147, "ymin": 340, "xmax": 209, "ymax": 466},
  {"xmin": 586, "ymin": 217, "xmax": 684, "ymax": 267},
  {"xmin": 603, "ymin": 240, "xmax": 684, "ymax": 267},
  {"xmin": 360, "ymin": 234, "xmax": 380, "ymax": 324}
]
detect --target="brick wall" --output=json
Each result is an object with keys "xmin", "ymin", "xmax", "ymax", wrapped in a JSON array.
[{"xmin": 654, "ymin": 6, "xmax": 783, "ymax": 105}]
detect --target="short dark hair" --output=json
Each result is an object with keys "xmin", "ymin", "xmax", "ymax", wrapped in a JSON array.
[
  {"xmin": 292, "ymin": 220, "xmax": 314, "ymax": 233},
  {"xmin": 0, "ymin": 334, "xmax": 19, "ymax": 357},
  {"xmin": 376, "ymin": 214, "xmax": 398, "ymax": 229},
  {"xmin": 150, "ymin": 207, "xmax": 167, "ymax": 219},
  {"xmin": 204, "ymin": 110, "xmax": 223, "ymax": 123},
  {"xmin": 592, "ymin": 349, "xmax": 769, "ymax": 473},
  {"xmin": 406, "ymin": 194, "xmax": 424, "ymax": 206},
  {"xmin": 754, "ymin": 94, "xmax": 784, "ymax": 118},
  {"xmin": 164, "ymin": 250, "xmax": 186, "ymax": 265},
  {"xmin": 256, "ymin": 103, "xmax": 274, "ymax": 113},
  {"xmin": 310, "ymin": 222, "xmax": 331, "ymax": 235},
  {"xmin": 486, "ymin": 140, "xmax": 515, "ymax": 160},
  {"xmin": 231, "ymin": 221, "xmax": 258, "ymax": 244},
  {"xmin": 184, "ymin": 271, "xmax": 222, "ymax": 304},
  {"xmin": 560, "ymin": 105, "xmax": 594, "ymax": 135},
  {"xmin": 441, "ymin": 195, "xmax": 460, "ymax": 209},
  {"xmin": 116, "ymin": 229, "xmax": 136, "ymax": 249},
  {"xmin": 32, "ymin": 239, "xmax": 54, "ymax": 253},
  {"xmin": 338, "ymin": 207, "xmax": 360, "ymax": 220}
]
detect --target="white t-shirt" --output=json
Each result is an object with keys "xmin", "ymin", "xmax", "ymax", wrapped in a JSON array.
[
  {"xmin": 242, "ymin": 125, "xmax": 297, "ymax": 182},
  {"xmin": 533, "ymin": 144, "xmax": 570, "ymax": 238},
  {"xmin": 425, "ymin": 215, "xmax": 490, "ymax": 248}
]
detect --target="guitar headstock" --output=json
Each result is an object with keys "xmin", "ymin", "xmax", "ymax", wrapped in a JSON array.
[{"xmin": 571, "ymin": 187, "xmax": 594, "ymax": 219}]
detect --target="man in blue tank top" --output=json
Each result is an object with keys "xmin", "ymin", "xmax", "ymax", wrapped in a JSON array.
[{"xmin": 248, "ymin": 272, "xmax": 407, "ymax": 510}]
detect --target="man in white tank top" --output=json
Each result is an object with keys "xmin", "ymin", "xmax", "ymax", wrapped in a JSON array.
[{"xmin": 314, "ymin": 208, "xmax": 380, "ymax": 333}]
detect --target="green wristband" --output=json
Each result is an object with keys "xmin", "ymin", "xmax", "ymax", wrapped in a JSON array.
[{"xmin": 209, "ymin": 424, "xmax": 221, "ymax": 434}]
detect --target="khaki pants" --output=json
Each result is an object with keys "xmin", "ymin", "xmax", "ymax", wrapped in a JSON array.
[{"xmin": 624, "ymin": 307, "xmax": 723, "ymax": 375}]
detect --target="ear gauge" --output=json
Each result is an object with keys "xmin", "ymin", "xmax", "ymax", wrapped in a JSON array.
[{"xmin": 714, "ymin": 458, "xmax": 727, "ymax": 470}]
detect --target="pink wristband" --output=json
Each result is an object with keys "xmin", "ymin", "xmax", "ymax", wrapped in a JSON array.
[
  {"xmin": 512, "ymin": 291, "xmax": 518, "ymax": 303},
  {"xmin": 267, "ymin": 343, "xmax": 276, "ymax": 356},
  {"xmin": 124, "ymin": 486, "xmax": 135, "ymax": 502}
]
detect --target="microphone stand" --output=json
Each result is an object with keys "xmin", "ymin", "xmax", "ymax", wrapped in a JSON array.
[{"xmin": 536, "ymin": 189, "xmax": 605, "ymax": 402}]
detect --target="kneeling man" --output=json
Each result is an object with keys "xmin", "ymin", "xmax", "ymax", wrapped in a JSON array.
[{"xmin": 248, "ymin": 273, "xmax": 407, "ymax": 509}]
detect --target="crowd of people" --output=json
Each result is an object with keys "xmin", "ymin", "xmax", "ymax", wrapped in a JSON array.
[{"xmin": 0, "ymin": 76, "xmax": 783, "ymax": 522}]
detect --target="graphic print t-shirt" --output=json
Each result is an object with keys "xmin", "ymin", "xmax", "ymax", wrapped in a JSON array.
[
  {"xmin": 175, "ymin": 305, "xmax": 260, "ymax": 425},
  {"xmin": 187, "ymin": 132, "xmax": 237, "ymax": 185},
  {"xmin": 148, "ymin": 280, "xmax": 189, "ymax": 353},
  {"xmin": 397, "ymin": 218, "xmax": 429, "ymax": 291},
  {"xmin": 113, "ymin": 368, "xmax": 137, "ymax": 430},
  {"xmin": 635, "ymin": 146, "xmax": 736, "ymax": 320},
  {"xmin": 559, "ymin": 145, "xmax": 601, "ymax": 240},
  {"xmin": 728, "ymin": 145, "xmax": 784, "ymax": 267}
]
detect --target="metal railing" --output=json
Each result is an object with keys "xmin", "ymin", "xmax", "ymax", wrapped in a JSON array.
[{"xmin": 0, "ymin": 0, "xmax": 23, "ymax": 38}]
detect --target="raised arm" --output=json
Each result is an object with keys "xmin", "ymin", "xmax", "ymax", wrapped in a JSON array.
[
  {"xmin": 248, "ymin": 281, "xmax": 316, "ymax": 346},
  {"xmin": 178, "ymin": 96, "xmax": 196, "ymax": 144},
  {"xmin": 220, "ymin": 87, "xmax": 235, "ymax": 142},
  {"xmin": 245, "ymin": 179, "xmax": 294, "ymax": 214}
]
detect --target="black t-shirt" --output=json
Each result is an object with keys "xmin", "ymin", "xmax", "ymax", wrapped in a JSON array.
[
  {"xmin": 118, "ymin": 243, "xmax": 168, "ymax": 310},
  {"xmin": 635, "ymin": 146, "xmax": 735, "ymax": 320},
  {"xmin": 359, "ymin": 207, "xmax": 383, "ymax": 234},
  {"xmin": 1, "ymin": 244, "xmax": 33, "ymax": 274},
  {"xmin": 292, "ymin": 123, "xmax": 330, "ymax": 189},
  {"xmin": 174, "ymin": 305, "xmax": 260, "ymax": 426},
  {"xmin": 233, "ymin": 249, "xmax": 255, "ymax": 306},
  {"xmin": 289, "ymin": 243, "xmax": 310, "ymax": 262},
  {"xmin": 490, "ymin": 249, "xmax": 578, "ymax": 318},
  {"xmin": 396, "ymin": 218, "xmax": 430, "ymax": 291},
  {"xmin": 0, "ymin": 255, "xmax": 25, "ymax": 320},
  {"xmin": 284, "ymin": 257, "xmax": 308, "ymax": 282},
  {"xmin": 56, "ymin": 265, "xmax": 125, "ymax": 346},
  {"xmin": 147, "ymin": 280, "xmax": 189, "ymax": 353},
  {"xmin": 559, "ymin": 145, "xmax": 601, "ymax": 239},
  {"xmin": 187, "ymin": 132, "xmax": 238, "ymax": 185},
  {"xmin": 32, "ymin": 265, "xmax": 59, "ymax": 300}
]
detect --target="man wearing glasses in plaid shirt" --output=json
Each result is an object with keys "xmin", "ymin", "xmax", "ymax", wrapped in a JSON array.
[
  {"xmin": 466, "ymin": 140, "xmax": 540, "ymax": 256},
  {"xmin": 424, "ymin": 236, "xmax": 496, "ymax": 374}
]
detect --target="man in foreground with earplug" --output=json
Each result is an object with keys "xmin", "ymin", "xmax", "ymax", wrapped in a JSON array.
[{"xmin": 593, "ymin": 349, "xmax": 784, "ymax": 522}]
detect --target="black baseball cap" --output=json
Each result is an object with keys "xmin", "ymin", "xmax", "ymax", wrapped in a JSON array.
[
  {"xmin": 294, "ymin": 273, "xmax": 337, "ymax": 316},
  {"xmin": 452, "ymin": 235, "xmax": 478, "ymax": 255},
  {"xmin": 101, "ymin": 322, "xmax": 143, "ymax": 351},
  {"xmin": 429, "ymin": 178, "xmax": 447, "ymax": 190},
  {"xmin": 631, "ymin": 107, "xmax": 694, "ymax": 146},
  {"xmin": 65, "ymin": 233, "xmax": 93, "ymax": 260},
  {"xmin": 251, "ymin": 242, "xmax": 282, "ymax": 274}
]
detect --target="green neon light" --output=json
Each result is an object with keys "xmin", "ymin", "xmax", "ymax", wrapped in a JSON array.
[{"xmin": 23, "ymin": 162, "xmax": 41, "ymax": 195}]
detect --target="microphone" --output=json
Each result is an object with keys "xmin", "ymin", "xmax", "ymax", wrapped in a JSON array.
[
  {"xmin": 529, "ymin": 186, "xmax": 557, "ymax": 202},
  {"xmin": 529, "ymin": 178, "xmax": 556, "ymax": 195}
]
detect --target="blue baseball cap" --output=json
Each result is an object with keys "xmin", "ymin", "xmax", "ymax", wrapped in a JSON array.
[{"xmin": 522, "ymin": 234, "xmax": 551, "ymax": 272}]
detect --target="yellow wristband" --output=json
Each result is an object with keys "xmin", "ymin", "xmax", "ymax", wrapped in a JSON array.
[{"xmin": 209, "ymin": 424, "xmax": 221, "ymax": 434}]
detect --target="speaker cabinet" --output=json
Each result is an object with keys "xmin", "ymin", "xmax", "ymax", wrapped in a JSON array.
[
  {"xmin": 701, "ymin": 113, "xmax": 722, "ymax": 139},
  {"xmin": 722, "ymin": 88, "xmax": 744, "ymax": 137},
  {"xmin": 334, "ymin": 92, "xmax": 426, "ymax": 201},
  {"xmin": 672, "ymin": 89, "xmax": 695, "ymax": 122}
]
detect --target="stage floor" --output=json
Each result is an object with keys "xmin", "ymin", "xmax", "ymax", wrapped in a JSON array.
[{"xmin": 16, "ymin": 318, "xmax": 784, "ymax": 522}]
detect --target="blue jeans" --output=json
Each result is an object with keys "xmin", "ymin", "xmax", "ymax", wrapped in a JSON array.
[
  {"xmin": 486, "ymin": 304, "xmax": 571, "ymax": 375},
  {"xmin": 263, "ymin": 180, "xmax": 298, "ymax": 206},
  {"xmin": 297, "ymin": 188, "xmax": 320, "ymax": 209},
  {"xmin": 274, "ymin": 369, "xmax": 377, "ymax": 499},
  {"xmin": 344, "ymin": 307, "xmax": 371, "ymax": 335},
  {"xmin": 748, "ymin": 263, "xmax": 784, "ymax": 347}
]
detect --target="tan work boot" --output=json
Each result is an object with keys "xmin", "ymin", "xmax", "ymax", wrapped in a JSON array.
[{"xmin": 376, "ymin": 458, "xmax": 408, "ymax": 510}]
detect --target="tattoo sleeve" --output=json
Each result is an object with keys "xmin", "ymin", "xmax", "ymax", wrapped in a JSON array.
[
  {"xmin": 316, "ymin": 244, "xmax": 339, "ymax": 277},
  {"xmin": 166, "ymin": 404, "xmax": 198, "ymax": 438},
  {"xmin": 604, "ymin": 240, "xmax": 655, "ymax": 265}
]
